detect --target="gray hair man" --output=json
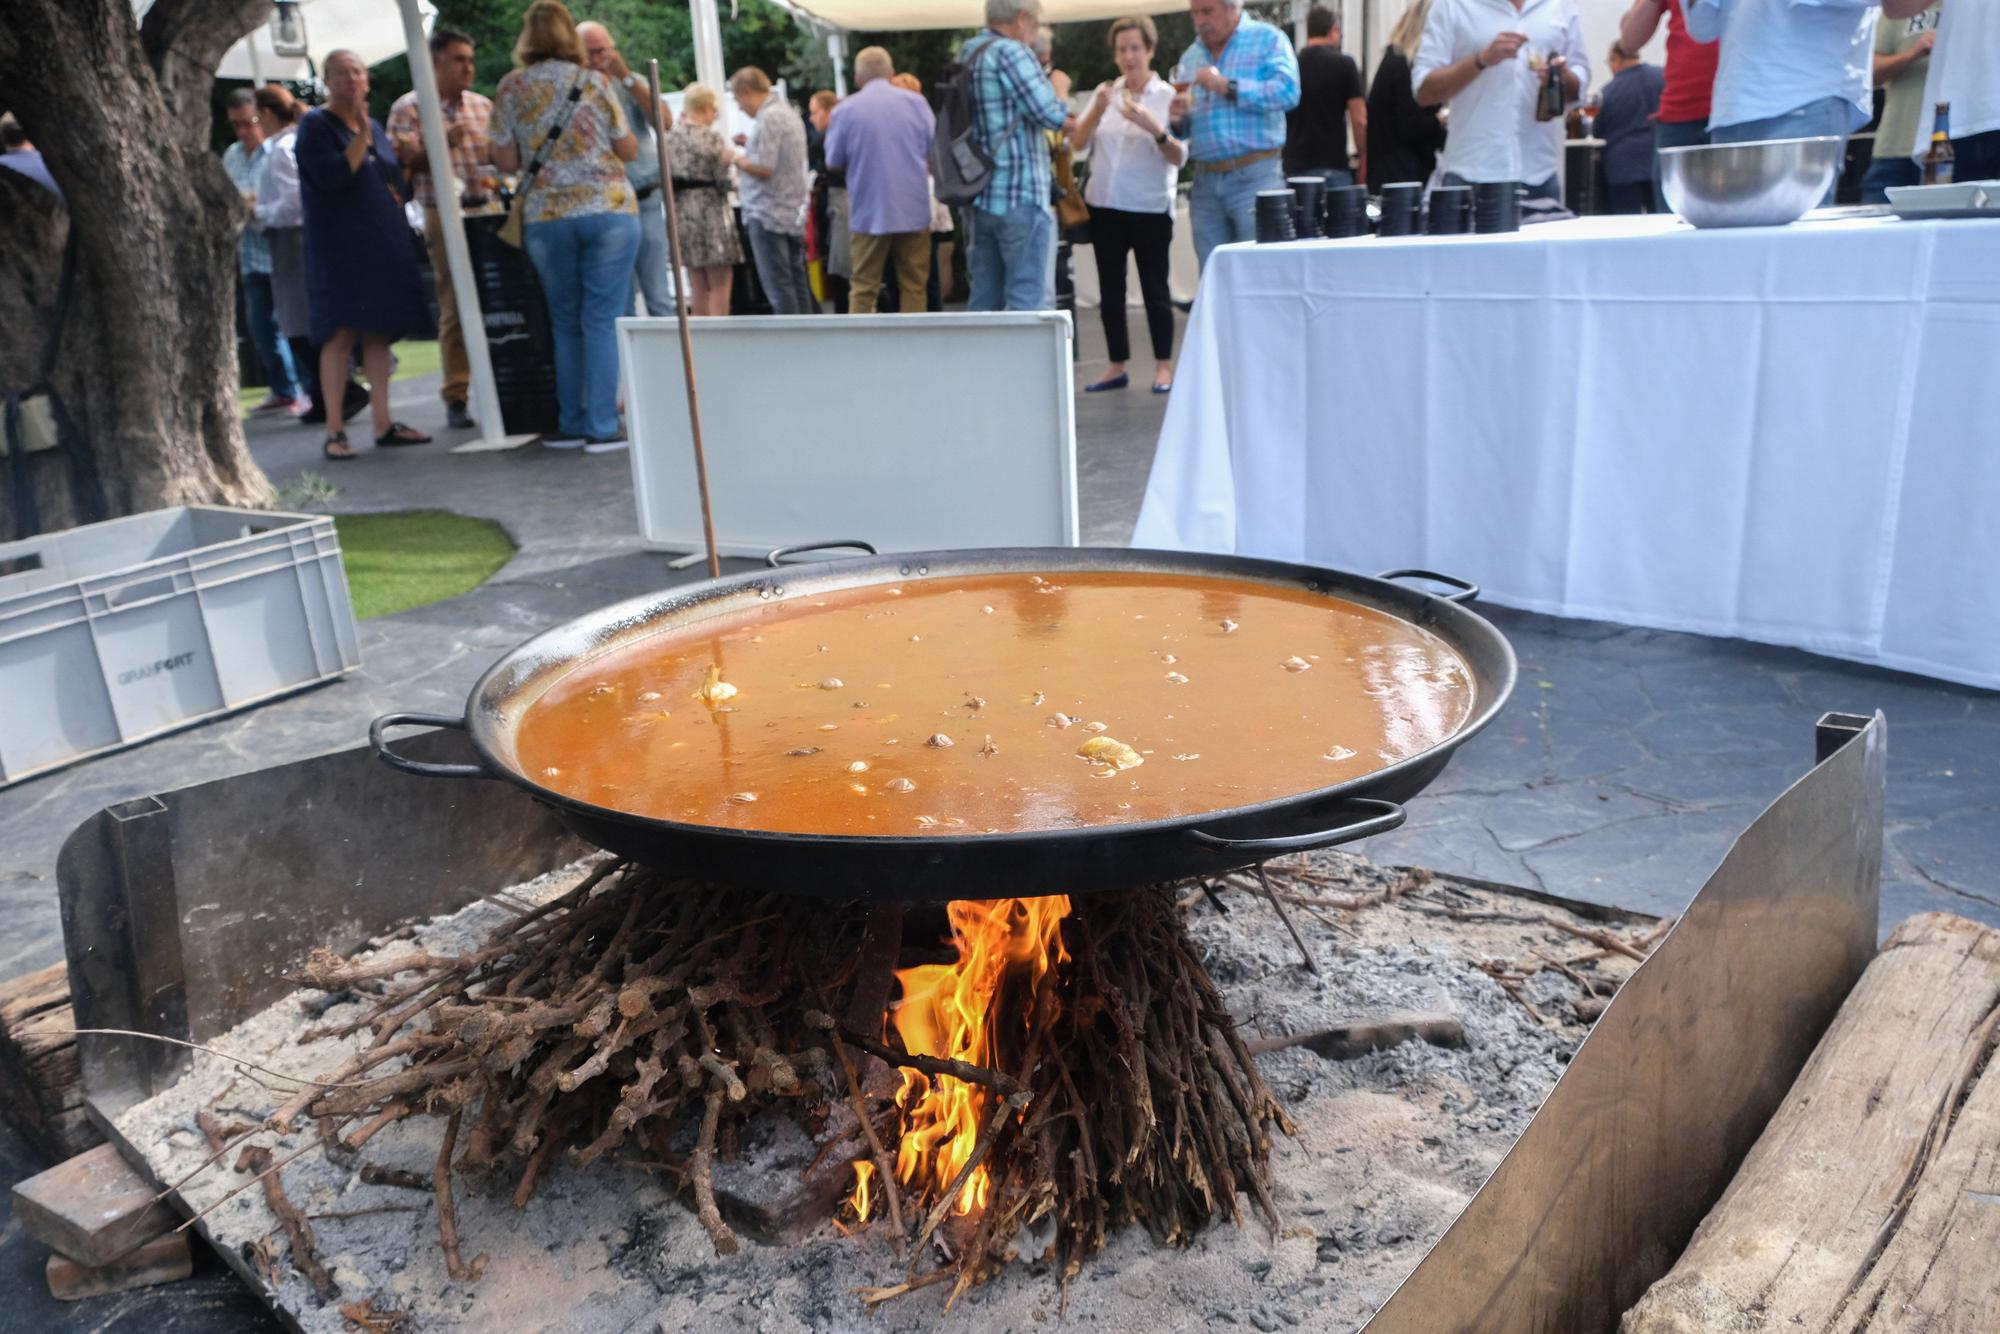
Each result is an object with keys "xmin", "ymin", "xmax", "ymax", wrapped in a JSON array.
[
  {"xmin": 725, "ymin": 68, "xmax": 815, "ymax": 313},
  {"xmin": 578, "ymin": 20, "xmax": 676, "ymax": 317},
  {"xmin": 825, "ymin": 45, "xmax": 938, "ymax": 313},
  {"xmin": 1167, "ymin": 0, "xmax": 1301, "ymax": 268},
  {"xmin": 960, "ymin": 0, "xmax": 1074, "ymax": 310}
]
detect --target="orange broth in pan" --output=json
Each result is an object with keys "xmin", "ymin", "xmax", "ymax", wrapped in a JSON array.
[{"xmin": 513, "ymin": 572, "xmax": 1476, "ymax": 836}]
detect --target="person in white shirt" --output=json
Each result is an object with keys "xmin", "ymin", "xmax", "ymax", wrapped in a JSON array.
[
  {"xmin": 1908, "ymin": 0, "xmax": 1999, "ymax": 177},
  {"xmin": 1413, "ymin": 0, "xmax": 1588, "ymax": 200},
  {"xmin": 1071, "ymin": 15, "xmax": 1187, "ymax": 394}
]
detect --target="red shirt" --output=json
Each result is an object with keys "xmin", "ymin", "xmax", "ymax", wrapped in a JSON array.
[{"xmin": 1657, "ymin": 0, "xmax": 1718, "ymax": 125}]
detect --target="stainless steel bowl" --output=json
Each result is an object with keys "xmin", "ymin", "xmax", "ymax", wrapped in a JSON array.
[{"xmin": 1660, "ymin": 137, "xmax": 1844, "ymax": 228}]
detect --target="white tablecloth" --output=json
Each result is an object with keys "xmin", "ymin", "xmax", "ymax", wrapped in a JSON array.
[{"xmin": 1133, "ymin": 214, "xmax": 2000, "ymax": 688}]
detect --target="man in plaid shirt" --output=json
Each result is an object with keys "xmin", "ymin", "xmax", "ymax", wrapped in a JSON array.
[
  {"xmin": 389, "ymin": 29, "xmax": 493, "ymax": 430},
  {"xmin": 961, "ymin": 0, "xmax": 1073, "ymax": 311},
  {"xmin": 1168, "ymin": 0, "xmax": 1300, "ymax": 268}
]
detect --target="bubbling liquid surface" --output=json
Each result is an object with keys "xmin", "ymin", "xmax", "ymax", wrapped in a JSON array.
[{"xmin": 513, "ymin": 572, "xmax": 1476, "ymax": 837}]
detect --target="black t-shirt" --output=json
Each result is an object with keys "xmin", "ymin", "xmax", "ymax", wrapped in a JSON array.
[{"xmin": 1285, "ymin": 45, "xmax": 1363, "ymax": 174}]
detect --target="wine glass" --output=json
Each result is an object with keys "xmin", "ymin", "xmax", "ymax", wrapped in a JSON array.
[{"xmin": 1170, "ymin": 50, "xmax": 1204, "ymax": 96}]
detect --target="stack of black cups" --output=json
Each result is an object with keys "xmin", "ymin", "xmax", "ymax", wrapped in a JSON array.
[
  {"xmin": 1377, "ymin": 182, "xmax": 1421, "ymax": 237},
  {"xmin": 1324, "ymin": 184, "xmax": 1368, "ymax": 238},
  {"xmin": 1287, "ymin": 176, "xmax": 1327, "ymax": 238},
  {"xmin": 1254, "ymin": 189, "xmax": 1299, "ymax": 243},
  {"xmin": 1426, "ymin": 185, "xmax": 1472, "ymax": 235},
  {"xmin": 1473, "ymin": 180, "xmax": 1523, "ymax": 233}
]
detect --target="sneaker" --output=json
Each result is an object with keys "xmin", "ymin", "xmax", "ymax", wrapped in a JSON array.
[
  {"xmin": 250, "ymin": 393, "xmax": 295, "ymax": 415},
  {"xmin": 543, "ymin": 436, "xmax": 587, "ymax": 450},
  {"xmin": 446, "ymin": 402, "xmax": 476, "ymax": 431},
  {"xmin": 287, "ymin": 397, "xmax": 313, "ymax": 417},
  {"xmin": 583, "ymin": 436, "xmax": 629, "ymax": 454}
]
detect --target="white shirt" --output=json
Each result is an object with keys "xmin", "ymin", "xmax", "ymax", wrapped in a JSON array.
[
  {"xmin": 1080, "ymin": 76, "xmax": 1178, "ymax": 215},
  {"xmin": 1412, "ymin": 0, "xmax": 1589, "ymax": 186},
  {"xmin": 1687, "ymin": 0, "xmax": 1877, "ymax": 134},
  {"xmin": 252, "ymin": 125, "xmax": 302, "ymax": 230},
  {"xmin": 1912, "ymin": 0, "xmax": 2000, "ymax": 152}
]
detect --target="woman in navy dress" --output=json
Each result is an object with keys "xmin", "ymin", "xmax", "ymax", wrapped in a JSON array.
[{"xmin": 296, "ymin": 49, "xmax": 432, "ymax": 459}]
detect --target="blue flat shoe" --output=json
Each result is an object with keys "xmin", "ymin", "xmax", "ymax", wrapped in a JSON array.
[
  {"xmin": 1152, "ymin": 381, "xmax": 1173, "ymax": 394},
  {"xmin": 1085, "ymin": 373, "xmax": 1129, "ymax": 393}
]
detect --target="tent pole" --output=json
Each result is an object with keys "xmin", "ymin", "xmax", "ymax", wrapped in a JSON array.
[
  {"xmin": 828, "ymin": 30, "xmax": 848, "ymax": 97},
  {"xmin": 692, "ymin": 0, "xmax": 727, "ymax": 93},
  {"xmin": 394, "ymin": 0, "xmax": 533, "ymax": 451},
  {"xmin": 1294, "ymin": 0, "xmax": 1308, "ymax": 48}
]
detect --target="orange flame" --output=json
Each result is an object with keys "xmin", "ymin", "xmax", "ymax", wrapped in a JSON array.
[
  {"xmin": 886, "ymin": 895, "xmax": 1071, "ymax": 1217},
  {"xmin": 851, "ymin": 1159, "xmax": 876, "ymax": 1221}
]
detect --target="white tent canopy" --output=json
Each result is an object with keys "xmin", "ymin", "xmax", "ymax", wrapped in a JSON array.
[
  {"xmin": 776, "ymin": 0, "xmax": 1181, "ymax": 31},
  {"xmin": 135, "ymin": 0, "xmax": 436, "ymax": 82}
]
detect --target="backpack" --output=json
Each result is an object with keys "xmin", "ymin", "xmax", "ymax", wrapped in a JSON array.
[{"xmin": 932, "ymin": 36, "xmax": 1016, "ymax": 207}]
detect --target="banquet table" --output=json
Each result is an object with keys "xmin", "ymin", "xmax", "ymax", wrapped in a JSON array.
[{"xmin": 1132, "ymin": 214, "xmax": 2000, "ymax": 689}]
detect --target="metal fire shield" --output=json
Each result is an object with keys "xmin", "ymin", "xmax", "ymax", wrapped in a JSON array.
[{"xmin": 1364, "ymin": 711, "xmax": 1884, "ymax": 1332}]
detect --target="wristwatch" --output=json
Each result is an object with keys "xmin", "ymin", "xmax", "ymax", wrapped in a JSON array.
[{"xmin": 1154, "ymin": 130, "xmax": 1169, "ymax": 146}]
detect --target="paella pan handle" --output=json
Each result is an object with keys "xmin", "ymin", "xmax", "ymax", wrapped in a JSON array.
[
  {"xmin": 765, "ymin": 540, "xmax": 879, "ymax": 568},
  {"xmin": 368, "ymin": 712, "xmax": 486, "ymax": 780},
  {"xmin": 1186, "ymin": 798, "xmax": 1406, "ymax": 854},
  {"xmin": 1376, "ymin": 568, "xmax": 1480, "ymax": 604}
]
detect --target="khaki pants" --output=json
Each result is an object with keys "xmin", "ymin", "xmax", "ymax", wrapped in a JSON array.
[
  {"xmin": 848, "ymin": 231, "xmax": 929, "ymax": 315},
  {"xmin": 422, "ymin": 206, "xmax": 470, "ymax": 407}
]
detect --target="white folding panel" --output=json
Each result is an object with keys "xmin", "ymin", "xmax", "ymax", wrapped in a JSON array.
[{"xmin": 619, "ymin": 312, "xmax": 1078, "ymax": 558}]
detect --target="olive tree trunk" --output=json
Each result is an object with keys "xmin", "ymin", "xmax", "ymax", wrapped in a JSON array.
[{"xmin": 0, "ymin": 0, "xmax": 276, "ymax": 543}]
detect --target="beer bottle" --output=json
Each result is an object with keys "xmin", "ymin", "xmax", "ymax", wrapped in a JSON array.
[
  {"xmin": 1924, "ymin": 102, "xmax": 1954, "ymax": 187},
  {"xmin": 1537, "ymin": 58, "xmax": 1565, "ymax": 123}
]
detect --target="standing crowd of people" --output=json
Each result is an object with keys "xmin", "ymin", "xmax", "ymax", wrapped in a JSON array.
[{"xmin": 215, "ymin": 0, "xmax": 1998, "ymax": 449}]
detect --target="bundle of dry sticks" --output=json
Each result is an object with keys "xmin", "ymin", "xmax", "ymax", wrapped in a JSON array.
[{"xmin": 268, "ymin": 859, "xmax": 1285, "ymax": 1304}]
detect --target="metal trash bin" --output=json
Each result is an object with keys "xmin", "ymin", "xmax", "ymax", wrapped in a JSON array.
[{"xmin": 0, "ymin": 506, "xmax": 361, "ymax": 787}]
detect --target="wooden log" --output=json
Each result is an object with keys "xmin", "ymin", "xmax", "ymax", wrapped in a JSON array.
[
  {"xmin": 1621, "ymin": 913, "xmax": 2000, "ymax": 1334},
  {"xmin": 45, "ymin": 1230, "xmax": 192, "ymax": 1301},
  {"xmin": 0, "ymin": 963, "xmax": 102, "ymax": 1163},
  {"xmin": 12, "ymin": 1142, "xmax": 176, "ymax": 1266}
]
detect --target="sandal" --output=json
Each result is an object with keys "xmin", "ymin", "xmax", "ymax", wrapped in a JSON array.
[
  {"xmin": 375, "ymin": 421, "xmax": 432, "ymax": 446},
  {"xmin": 322, "ymin": 431, "xmax": 356, "ymax": 462}
]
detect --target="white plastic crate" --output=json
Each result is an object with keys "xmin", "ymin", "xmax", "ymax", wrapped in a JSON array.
[{"xmin": 0, "ymin": 506, "xmax": 360, "ymax": 786}]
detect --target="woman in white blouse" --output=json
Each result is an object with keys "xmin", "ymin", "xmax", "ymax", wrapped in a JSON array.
[{"xmin": 1070, "ymin": 15, "xmax": 1187, "ymax": 394}]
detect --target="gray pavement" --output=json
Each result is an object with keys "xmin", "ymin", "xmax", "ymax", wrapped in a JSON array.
[{"xmin": 1, "ymin": 311, "xmax": 1995, "ymax": 987}]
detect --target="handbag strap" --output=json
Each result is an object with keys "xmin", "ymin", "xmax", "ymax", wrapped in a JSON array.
[{"xmin": 517, "ymin": 69, "xmax": 587, "ymax": 201}]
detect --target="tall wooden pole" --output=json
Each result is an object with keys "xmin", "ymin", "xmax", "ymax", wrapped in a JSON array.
[{"xmin": 649, "ymin": 60, "xmax": 720, "ymax": 579}]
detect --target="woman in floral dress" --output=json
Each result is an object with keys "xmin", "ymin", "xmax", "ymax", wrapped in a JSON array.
[{"xmin": 666, "ymin": 83, "xmax": 744, "ymax": 316}]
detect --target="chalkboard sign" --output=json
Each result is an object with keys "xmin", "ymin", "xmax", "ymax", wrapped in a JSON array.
[{"xmin": 464, "ymin": 214, "xmax": 561, "ymax": 437}]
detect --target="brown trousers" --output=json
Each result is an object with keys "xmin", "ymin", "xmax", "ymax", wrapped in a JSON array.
[
  {"xmin": 422, "ymin": 206, "xmax": 470, "ymax": 407},
  {"xmin": 848, "ymin": 231, "xmax": 929, "ymax": 315}
]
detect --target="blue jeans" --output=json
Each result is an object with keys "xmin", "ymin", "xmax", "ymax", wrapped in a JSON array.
[
  {"xmin": 1710, "ymin": 96, "xmax": 1855, "ymax": 206},
  {"xmin": 1860, "ymin": 155, "xmax": 1920, "ymax": 205},
  {"xmin": 967, "ymin": 203, "xmax": 1055, "ymax": 312},
  {"xmin": 1652, "ymin": 118, "xmax": 1710, "ymax": 211},
  {"xmin": 633, "ymin": 192, "xmax": 676, "ymax": 316},
  {"xmin": 1189, "ymin": 155, "xmax": 1287, "ymax": 270},
  {"xmin": 524, "ymin": 211, "xmax": 641, "ymax": 441},
  {"xmin": 241, "ymin": 269, "xmax": 298, "ymax": 399},
  {"xmin": 745, "ymin": 218, "xmax": 813, "ymax": 315}
]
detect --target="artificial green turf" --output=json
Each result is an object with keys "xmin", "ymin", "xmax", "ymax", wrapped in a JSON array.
[
  {"xmin": 334, "ymin": 508, "xmax": 515, "ymax": 621},
  {"xmin": 238, "ymin": 339, "xmax": 443, "ymax": 418}
]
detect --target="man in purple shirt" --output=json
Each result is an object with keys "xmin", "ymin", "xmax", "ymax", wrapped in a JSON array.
[{"xmin": 824, "ymin": 47, "xmax": 937, "ymax": 315}]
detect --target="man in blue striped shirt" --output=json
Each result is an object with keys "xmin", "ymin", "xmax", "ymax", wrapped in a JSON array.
[
  {"xmin": 1169, "ymin": 0, "xmax": 1301, "ymax": 268},
  {"xmin": 961, "ymin": 0, "xmax": 1074, "ymax": 311}
]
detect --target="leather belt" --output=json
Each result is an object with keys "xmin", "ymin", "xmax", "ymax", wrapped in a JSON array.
[{"xmin": 1192, "ymin": 147, "xmax": 1282, "ymax": 175}]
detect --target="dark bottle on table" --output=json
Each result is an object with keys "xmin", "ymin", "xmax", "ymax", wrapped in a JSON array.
[
  {"xmin": 1536, "ymin": 58, "xmax": 1566, "ymax": 123},
  {"xmin": 1924, "ymin": 102, "xmax": 1955, "ymax": 187}
]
